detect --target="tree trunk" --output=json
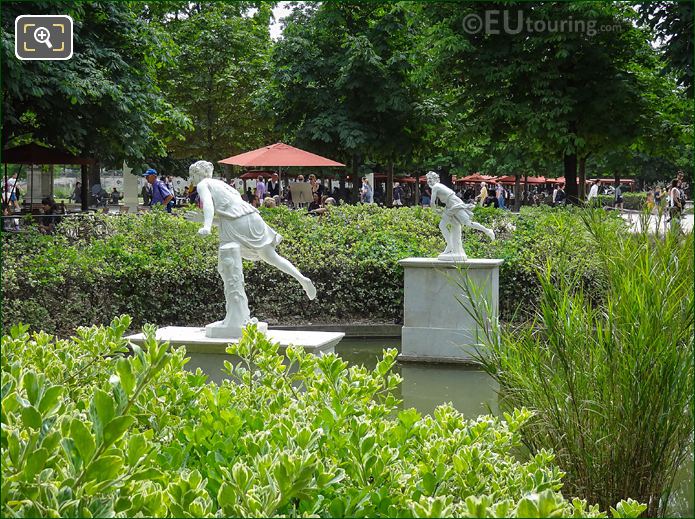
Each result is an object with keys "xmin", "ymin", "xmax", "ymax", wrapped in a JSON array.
[
  {"xmin": 563, "ymin": 153, "xmax": 578, "ymax": 203},
  {"xmin": 523, "ymin": 173, "xmax": 529, "ymax": 205},
  {"xmin": 81, "ymin": 164, "xmax": 89, "ymax": 211},
  {"xmin": 386, "ymin": 161, "xmax": 394, "ymax": 206},
  {"xmin": 88, "ymin": 161, "xmax": 101, "ymax": 190},
  {"xmin": 439, "ymin": 166, "xmax": 452, "ymax": 188},
  {"xmin": 578, "ymin": 155, "xmax": 587, "ymax": 200},
  {"xmin": 514, "ymin": 174, "xmax": 522, "ymax": 212}
]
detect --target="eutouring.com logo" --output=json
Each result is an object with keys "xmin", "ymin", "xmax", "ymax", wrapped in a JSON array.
[{"xmin": 462, "ymin": 10, "xmax": 622, "ymax": 36}]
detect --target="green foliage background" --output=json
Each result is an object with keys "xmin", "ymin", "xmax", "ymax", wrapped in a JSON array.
[{"xmin": 2, "ymin": 206, "xmax": 621, "ymax": 336}]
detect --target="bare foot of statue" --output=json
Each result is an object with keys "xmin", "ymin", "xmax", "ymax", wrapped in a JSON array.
[
  {"xmin": 485, "ymin": 228, "xmax": 495, "ymax": 241},
  {"xmin": 302, "ymin": 277, "xmax": 317, "ymax": 300}
]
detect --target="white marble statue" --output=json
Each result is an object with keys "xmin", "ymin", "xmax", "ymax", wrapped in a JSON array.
[
  {"xmin": 426, "ymin": 171, "xmax": 495, "ymax": 261},
  {"xmin": 189, "ymin": 160, "xmax": 316, "ymax": 337}
]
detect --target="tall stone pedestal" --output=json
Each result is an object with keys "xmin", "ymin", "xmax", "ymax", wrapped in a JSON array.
[
  {"xmin": 399, "ymin": 258, "xmax": 503, "ymax": 364},
  {"xmin": 122, "ymin": 162, "xmax": 140, "ymax": 211}
]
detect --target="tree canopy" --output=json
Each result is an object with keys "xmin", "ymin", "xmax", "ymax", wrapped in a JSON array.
[{"xmin": 1, "ymin": 1, "xmax": 691, "ymax": 189}]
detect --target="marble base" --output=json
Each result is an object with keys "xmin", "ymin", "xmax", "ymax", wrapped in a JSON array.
[
  {"xmin": 204, "ymin": 320, "xmax": 267, "ymax": 338},
  {"xmin": 126, "ymin": 326, "xmax": 344, "ymax": 355},
  {"xmin": 398, "ymin": 257, "xmax": 503, "ymax": 363}
]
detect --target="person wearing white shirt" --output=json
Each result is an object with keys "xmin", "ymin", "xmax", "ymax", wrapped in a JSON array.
[{"xmin": 587, "ymin": 180, "xmax": 600, "ymax": 206}]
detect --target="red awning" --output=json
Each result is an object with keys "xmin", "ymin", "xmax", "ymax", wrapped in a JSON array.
[
  {"xmin": 458, "ymin": 173, "xmax": 495, "ymax": 183},
  {"xmin": 219, "ymin": 142, "xmax": 345, "ymax": 167},
  {"xmin": 238, "ymin": 170, "xmax": 275, "ymax": 180}
]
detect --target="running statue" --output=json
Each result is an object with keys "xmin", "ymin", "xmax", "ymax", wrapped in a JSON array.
[
  {"xmin": 426, "ymin": 171, "xmax": 495, "ymax": 261},
  {"xmin": 189, "ymin": 160, "xmax": 316, "ymax": 338}
]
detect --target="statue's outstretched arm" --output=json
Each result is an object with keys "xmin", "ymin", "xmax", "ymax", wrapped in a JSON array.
[{"xmin": 198, "ymin": 182, "xmax": 214, "ymax": 235}]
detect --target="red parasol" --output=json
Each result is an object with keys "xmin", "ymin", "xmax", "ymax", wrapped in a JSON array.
[{"xmin": 219, "ymin": 142, "xmax": 345, "ymax": 167}]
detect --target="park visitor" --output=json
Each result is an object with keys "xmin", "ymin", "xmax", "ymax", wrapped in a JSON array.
[
  {"xmin": 38, "ymin": 197, "xmax": 61, "ymax": 234},
  {"xmin": 2, "ymin": 203, "xmax": 20, "ymax": 231},
  {"xmin": 308, "ymin": 193, "xmax": 322, "ymax": 214},
  {"xmin": 496, "ymin": 184, "xmax": 506, "ymax": 209},
  {"xmin": 614, "ymin": 183, "xmax": 624, "ymax": 211},
  {"xmin": 188, "ymin": 185, "xmax": 199, "ymax": 205},
  {"xmin": 360, "ymin": 177, "xmax": 373, "ymax": 204},
  {"xmin": 646, "ymin": 190, "xmax": 655, "ymax": 212},
  {"xmin": 144, "ymin": 169, "xmax": 174, "ymax": 212},
  {"xmin": 477, "ymin": 182, "xmax": 488, "ymax": 206},
  {"xmin": 268, "ymin": 173, "xmax": 281, "ymax": 198},
  {"xmin": 393, "ymin": 182, "xmax": 404, "ymax": 206},
  {"xmin": 309, "ymin": 174, "xmax": 323, "ymax": 197},
  {"xmin": 4, "ymin": 173, "xmax": 20, "ymax": 210},
  {"xmin": 255, "ymin": 176, "xmax": 267, "ymax": 202},
  {"xmin": 141, "ymin": 182, "xmax": 152, "ymax": 206},
  {"xmin": 668, "ymin": 178, "xmax": 682, "ymax": 223},
  {"xmin": 553, "ymin": 183, "xmax": 566, "ymax": 206},
  {"xmin": 71, "ymin": 181, "xmax": 82, "ymax": 204},
  {"xmin": 109, "ymin": 187, "xmax": 121, "ymax": 205},
  {"xmin": 587, "ymin": 179, "xmax": 600, "ymax": 205}
]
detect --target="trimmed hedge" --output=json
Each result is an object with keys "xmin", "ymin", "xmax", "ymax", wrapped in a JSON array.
[
  {"xmin": 596, "ymin": 192, "xmax": 647, "ymax": 210},
  {"xmin": 2, "ymin": 205, "xmax": 624, "ymax": 336}
]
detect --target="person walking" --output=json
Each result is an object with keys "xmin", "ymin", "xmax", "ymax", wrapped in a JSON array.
[
  {"xmin": 143, "ymin": 169, "xmax": 173, "ymax": 212},
  {"xmin": 496, "ymin": 183, "xmax": 506, "ymax": 209},
  {"xmin": 668, "ymin": 178, "xmax": 683, "ymax": 225},
  {"xmin": 553, "ymin": 183, "xmax": 567, "ymax": 206},
  {"xmin": 477, "ymin": 182, "xmax": 488, "ymax": 206},
  {"xmin": 360, "ymin": 177, "xmax": 373, "ymax": 204},
  {"xmin": 614, "ymin": 182, "xmax": 624, "ymax": 211},
  {"xmin": 71, "ymin": 181, "xmax": 82, "ymax": 205},
  {"xmin": 393, "ymin": 182, "xmax": 404, "ymax": 207},
  {"xmin": 255, "ymin": 176, "xmax": 267, "ymax": 202},
  {"xmin": 587, "ymin": 179, "xmax": 600, "ymax": 206}
]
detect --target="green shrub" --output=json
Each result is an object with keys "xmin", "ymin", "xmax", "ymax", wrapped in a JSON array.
[
  {"xmin": 1, "ymin": 317, "xmax": 646, "ymax": 517},
  {"xmin": 469, "ymin": 213, "xmax": 693, "ymax": 517},
  {"xmin": 2, "ymin": 205, "xmax": 621, "ymax": 335}
]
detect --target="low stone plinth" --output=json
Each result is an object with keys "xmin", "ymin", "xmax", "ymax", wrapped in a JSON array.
[
  {"xmin": 125, "ymin": 326, "xmax": 344, "ymax": 355},
  {"xmin": 398, "ymin": 257, "xmax": 503, "ymax": 364}
]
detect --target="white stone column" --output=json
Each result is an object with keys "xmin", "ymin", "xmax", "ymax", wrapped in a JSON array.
[
  {"xmin": 399, "ymin": 258, "xmax": 504, "ymax": 363},
  {"xmin": 122, "ymin": 161, "xmax": 139, "ymax": 211}
]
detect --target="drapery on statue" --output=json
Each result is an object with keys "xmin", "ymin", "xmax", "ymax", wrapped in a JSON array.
[
  {"xmin": 426, "ymin": 171, "xmax": 495, "ymax": 261},
  {"xmin": 189, "ymin": 160, "xmax": 316, "ymax": 337}
]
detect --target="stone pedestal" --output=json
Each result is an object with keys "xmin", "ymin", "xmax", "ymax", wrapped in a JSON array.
[
  {"xmin": 27, "ymin": 166, "xmax": 53, "ymax": 203},
  {"xmin": 122, "ymin": 162, "xmax": 139, "ymax": 211},
  {"xmin": 398, "ymin": 257, "xmax": 503, "ymax": 363},
  {"xmin": 125, "ymin": 326, "xmax": 344, "ymax": 355}
]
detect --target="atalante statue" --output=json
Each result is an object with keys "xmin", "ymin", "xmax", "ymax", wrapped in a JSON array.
[
  {"xmin": 189, "ymin": 160, "xmax": 316, "ymax": 337},
  {"xmin": 426, "ymin": 171, "xmax": 495, "ymax": 261}
]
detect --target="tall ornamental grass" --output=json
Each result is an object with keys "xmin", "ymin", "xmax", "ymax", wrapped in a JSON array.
[{"xmin": 468, "ymin": 211, "xmax": 693, "ymax": 517}]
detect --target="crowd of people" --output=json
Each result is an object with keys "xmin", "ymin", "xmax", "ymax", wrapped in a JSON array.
[
  {"xmin": 644, "ymin": 172, "xmax": 689, "ymax": 223},
  {"xmin": 2, "ymin": 167, "xmax": 690, "ymax": 234}
]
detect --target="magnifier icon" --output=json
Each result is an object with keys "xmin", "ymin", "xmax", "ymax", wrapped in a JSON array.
[{"xmin": 33, "ymin": 26, "xmax": 52, "ymax": 49}]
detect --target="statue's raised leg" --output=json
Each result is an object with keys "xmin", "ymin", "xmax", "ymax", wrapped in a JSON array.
[{"xmin": 258, "ymin": 246, "xmax": 317, "ymax": 299}]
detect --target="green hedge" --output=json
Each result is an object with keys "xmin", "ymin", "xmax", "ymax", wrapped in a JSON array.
[
  {"xmin": 596, "ymin": 192, "xmax": 647, "ymax": 210},
  {"xmin": 2, "ymin": 205, "xmax": 624, "ymax": 336},
  {"xmin": 0, "ymin": 317, "xmax": 645, "ymax": 517}
]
